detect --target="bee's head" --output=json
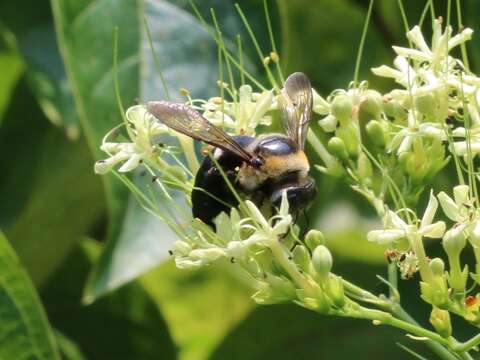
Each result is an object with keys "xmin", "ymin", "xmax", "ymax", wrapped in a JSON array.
[{"xmin": 239, "ymin": 134, "xmax": 310, "ymax": 190}]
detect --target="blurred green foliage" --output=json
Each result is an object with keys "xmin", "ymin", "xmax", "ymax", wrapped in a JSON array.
[{"xmin": 1, "ymin": 0, "xmax": 480, "ymax": 359}]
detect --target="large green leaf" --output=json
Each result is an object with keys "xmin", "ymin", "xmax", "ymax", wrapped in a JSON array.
[
  {"xmin": 51, "ymin": 0, "xmax": 274, "ymax": 301},
  {"xmin": 210, "ymin": 303, "xmax": 437, "ymax": 360},
  {"xmin": 0, "ymin": 0, "xmax": 80, "ymax": 137},
  {"xmin": 0, "ymin": 77, "xmax": 105, "ymax": 286},
  {"xmin": 41, "ymin": 239, "xmax": 176, "ymax": 360},
  {"xmin": 141, "ymin": 260, "xmax": 253, "ymax": 360},
  {"xmin": 0, "ymin": 31, "xmax": 24, "ymax": 124},
  {"xmin": 0, "ymin": 230, "xmax": 60, "ymax": 360}
]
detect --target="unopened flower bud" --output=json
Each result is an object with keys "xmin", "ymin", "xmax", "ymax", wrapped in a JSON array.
[
  {"xmin": 383, "ymin": 98, "xmax": 405, "ymax": 121},
  {"xmin": 429, "ymin": 307, "xmax": 452, "ymax": 338},
  {"xmin": 331, "ymin": 94, "xmax": 353, "ymax": 124},
  {"xmin": 360, "ymin": 90, "xmax": 383, "ymax": 119},
  {"xmin": 326, "ymin": 275, "xmax": 346, "ymax": 308},
  {"xmin": 297, "ymin": 289, "xmax": 331, "ymax": 313},
  {"xmin": 312, "ymin": 245, "xmax": 332, "ymax": 281},
  {"xmin": 269, "ymin": 51, "xmax": 279, "ymax": 62},
  {"xmin": 327, "ymin": 137, "xmax": 349, "ymax": 161},
  {"xmin": 429, "ymin": 257, "xmax": 445, "ymax": 277},
  {"xmin": 336, "ymin": 124, "xmax": 359, "ymax": 158},
  {"xmin": 305, "ymin": 230, "xmax": 325, "ymax": 252},
  {"xmin": 263, "ymin": 56, "xmax": 271, "ymax": 66},
  {"xmin": 415, "ymin": 93, "xmax": 437, "ymax": 121},
  {"xmin": 292, "ymin": 245, "xmax": 310, "ymax": 273},
  {"xmin": 366, "ymin": 120, "xmax": 386, "ymax": 148},
  {"xmin": 357, "ymin": 152, "xmax": 373, "ymax": 184},
  {"xmin": 443, "ymin": 226, "xmax": 467, "ymax": 257}
]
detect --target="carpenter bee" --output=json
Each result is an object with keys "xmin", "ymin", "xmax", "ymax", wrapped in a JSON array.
[{"xmin": 147, "ymin": 72, "xmax": 316, "ymax": 227}]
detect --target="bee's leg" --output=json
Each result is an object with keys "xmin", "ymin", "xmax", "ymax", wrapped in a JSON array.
[{"xmin": 299, "ymin": 210, "xmax": 310, "ymax": 240}]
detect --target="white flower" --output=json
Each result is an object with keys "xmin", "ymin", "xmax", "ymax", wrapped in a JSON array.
[
  {"xmin": 171, "ymin": 193, "xmax": 293, "ymax": 269},
  {"xmin": 451, "ymin": 127, "xmax": 480, "ymax": 157},
  {"xmin": 437, "ymin": 185, "xmax": 474, "ymax": 223},
  {"xmin": 372, "ymin": 20, "xmax": 479, "ymax": 116},
  {"xmin": 94, "ymin": 105, "xmax": 169, "ymax": 174},
  {"xmin": 368, "ymin": 191, "xmax": 445, "ymax": 245},
  {"xmin": 202, "ymin": 85, "xmax": 273, "ymax": 135},
  {"xmin": 389, "ymin": 113, "xmax": 446, "ymax": 154}
]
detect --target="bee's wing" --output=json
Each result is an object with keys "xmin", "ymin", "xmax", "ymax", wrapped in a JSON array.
[
  {"xmin": 147, "ymin": 101, "xmax": 255, "ymax": 163},
  {"xmin": 278, "ymin": 72, "xmax": 313, "ymax": 150}
]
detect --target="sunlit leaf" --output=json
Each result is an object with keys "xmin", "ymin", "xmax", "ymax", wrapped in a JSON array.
[{"xmin": 0, "ymin": 229, "xmax": 60, "ymax": 360}]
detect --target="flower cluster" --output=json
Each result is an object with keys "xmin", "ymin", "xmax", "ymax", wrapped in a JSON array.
[
  {"xmin": 200, "ymin": 84, "xmax": 274, "ymax": 135},
  {"xmin": 94, "ymin": 16, "xmax": 480, "ymax": 358}
]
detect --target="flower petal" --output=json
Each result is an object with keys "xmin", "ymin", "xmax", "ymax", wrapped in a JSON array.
[
  {"xmin": 407, "ymin": 26, "xmax": 432, "ymax": 54},
  {"xmin": 453, "ymin": 185, "xmax": 470, "ymax": 207},
  {"xmin": 118, "ymin": 153, "xmax": 142, "ymax": 172},
  {"xmin": 421, "ymin": 190, "xmax": 438, "ymax": 228},
  {"xmin": 437, "ymin": 191, "xmax": 463, "ymax": 222},
  {"xmin": 367, "ymin": 229, "xmax": 406, "ymax": 245},
  {"xmin": 420, "ymin": 221, "xmax": 446, "ymax": 238}
]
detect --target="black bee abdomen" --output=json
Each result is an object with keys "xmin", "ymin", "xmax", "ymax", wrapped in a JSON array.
[{"xmin": 192, "ymin": 135, "xmax": 254, "ymax": 227}]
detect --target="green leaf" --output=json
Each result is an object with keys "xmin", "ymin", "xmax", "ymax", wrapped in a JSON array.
[
  {"xmin": 55, "ymin": 330, "xmax": 87, "ymax": 360},
  {"xmin": 0, "ymin": 32, "xmax": 24, "ymax": 125},
  {"xmin": 0, "ymin": 0, "xmax": 80, "ymax": 137},
  {"xmin": 210, "ymin": 303, "xmax": 435, "ymax": 360},
  {"xmin": 51, "ymin": 0, "xmax": 270, "ymax": 301},
  {"xmin": 140, "ymin": 260, "xmax": 253, "ymax": 360},
  {"xmin": 41, "ymin": 239, "xmax": 176, "ymax": 360},
  {"xmin": 0, "ymin": 77, "xmax": 105, "ymax": 286},
  {"xmin": 0, "ymin": 229, "xmax": 60, "ymax": 360}
]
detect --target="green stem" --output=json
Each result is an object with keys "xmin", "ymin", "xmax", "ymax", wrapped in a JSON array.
[
  {"xmin": 268, "ymin": 237, "xmax": 316, "ymax": 295},
  {"xmin": 388, "ymin": 261, "xmax": 399, "ymax": 302},
  {"xmin": 453, "ymin": 333, "xmax": 480, "ymax": 353},
  {"xmin": 409, "ymin": 234, "xmax": 434, "ymax": 283},
  {"xmin": 307, "ymin": 131, "xmax": 339, "ymax": 171},
  {"xmin": 391, "ymin": 305, "xmax": 458, "ymax": 360},
  {"xmin": 346, "ymin": 306, "xmax": 450, "ymax": 346}
]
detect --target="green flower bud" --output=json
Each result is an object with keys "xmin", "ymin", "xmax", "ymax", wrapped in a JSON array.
[
  {"xmin": 292, "ymin": 245, "xmax": 310, "ymax": 273},
  {"xmin": 305, "ymin": 230, "xmax": 325, "ymax": 251},
  {"xmin": 383, "ymin": 98, "xmax": 406, "ymax": 121},
  {"xmin": 327, "ymin": 137, "xmax": 349, "ymax": 161},
  {"xmin": 331, "ymin": 94, "xmax": 353, "ymax": 124},
  {"xmin": 415, "ymin": 93, "xmax": 437, "ymax": 121},
  {"xmin": 312, "ymin": 245, "xmax": 332, "ymax": 281},
  {"xmin": 326, "ymin": 275, "xmax": 346, "ymax": 308},
  {"xmin": 360, "ymin": 90, "xmax": 383, "ymax": 120},
  {"xmin": 365, "ymin": 120, "xmax": 386, "ymax": 148},
  {"xmin": 429, "ymin": 307, "xmax": 452, "ymax": 338},
  {"xmin": 443, "ymin": 226, "xmax": 468, "ymax": 292},
  {"xmin": 420, "ymin": 281, "xmax": 450, "ymax": 309},
  {"xmin": 357, "ymin": 153, "xmax": 373, "ymax": 186},
  {"xmin": 443, "ymin": 226, "xmax": 467, "ymax": 257},
  {"xmin": 336, "ymin": 124, "xmax": 359, "ymax": 158},
  {"xmin": 252, "ymin": 276, "xmax": 296, "ymax": 304},
  {"xmin": 297, "ymin": 289, "xmax": 331, "ymax": 313},
  {"xmin": 429, "ymin": 258, "xmax": 445, "ymax": 277}
]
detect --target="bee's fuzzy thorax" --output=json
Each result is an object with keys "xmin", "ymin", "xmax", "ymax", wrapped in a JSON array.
[{"xmin": 238, "ymin": 150, "xmax": 310, "ymax": 191}]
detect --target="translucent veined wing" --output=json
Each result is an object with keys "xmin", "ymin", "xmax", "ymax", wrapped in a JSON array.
[
  {"xmin": 147, "ymin": 101, "xmax": 255, "ymax": 164},
  {"xmin": 278, "ymin": 72, "xmax": 313, "ymax": 150}
]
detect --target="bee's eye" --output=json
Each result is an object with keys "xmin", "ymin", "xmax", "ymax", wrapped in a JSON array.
[{"xmin": 251, "ymin": 157, "xmax": 264, "ymax": 168}]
